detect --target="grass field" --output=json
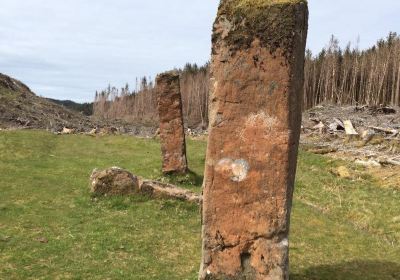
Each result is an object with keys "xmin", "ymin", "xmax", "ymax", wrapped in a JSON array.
[{"xmin": 1, "ymin": 130, "xmax": 399, "ymax": 279}]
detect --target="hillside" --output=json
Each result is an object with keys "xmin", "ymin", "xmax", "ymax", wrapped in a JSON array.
[
  {"xmin": 46, "ymin": 98, "xmax": 93, "ymax": 116},
  {"xmin": 0, "ymin": 73, "xmax": 93, "ymax": 131}
]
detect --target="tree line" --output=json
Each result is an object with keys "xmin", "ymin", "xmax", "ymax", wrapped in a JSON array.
[
  {"xmin": 47, "ymin": 98, "xmax": 93, "ymax": 116},
  {"xmin": 304, "ymin": 32, "xmax": 400, "ymax": 109},
  {"xmin": 93, "ymin": 63, "xmax": 209, "ymax": 127},
  {"xmin": 93, "ymin": 33, "xmax": 400, "ymax": 127}
]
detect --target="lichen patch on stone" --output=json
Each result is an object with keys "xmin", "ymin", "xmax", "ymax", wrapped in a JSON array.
[
  {"xmin": 239, "ymin": 111, "xmax": 278, "ymax": 141},
  {"xmin": 246, "ymin": 111, "xmax": 278, "ymax": 129},
  {"xmin": 215, "ymin": 158, "xmax": 250, "ymax": 182},
  {"xmin": 279, "ymin": 238, "xmax": 289, "ymax": 248},
  {"xmin": 231, "ymin": 159, "xmax": 250, "ymax": 182}
]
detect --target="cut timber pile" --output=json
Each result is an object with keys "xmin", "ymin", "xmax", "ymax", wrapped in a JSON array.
[
  {"xmin": 0, "ymin": 73, "xmax": 94, "ymax": 131},
  {"xmin": 301, "ymin": 104, "xmax": 400, "ymax": 167},
  {"xmin": 0, "ymin": 72, "xmax": 157, "ymax": 137}
]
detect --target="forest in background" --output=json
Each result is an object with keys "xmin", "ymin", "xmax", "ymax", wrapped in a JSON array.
[
  {"xmin": 93, "ymin": 64, "xmax": 209, "ymax": 127},
  {"xmin": 93, "ymin": 33, "xmax": 400, "ymax": 127},
  {"xmin": 46, "ymin": 98, "xmax": 93, "ymax": 116}
]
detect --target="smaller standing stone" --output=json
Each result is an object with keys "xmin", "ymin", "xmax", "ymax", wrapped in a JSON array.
[
  {"xmin": 90, "ymin": 167, "xmax": 139, "ymax": 196},
  {"xmin": 156, "ymin": 71, "xmax": 188, "ymax": 174}
]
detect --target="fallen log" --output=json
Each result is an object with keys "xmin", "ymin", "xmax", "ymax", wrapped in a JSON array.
[
  {"xmin": 344, "ymin": 120, "xmax": 358, "ymax": 135},
  {"xmin": 355, "ymin": 159, "xmax": 381, "ymax": 167},
  {"xmin": 305, "ymin": 146, "xmax": 338, "ymax": 155},
  {"xmin": 368, "ymin": 126, "xmax": 399, "ymax": 136},
  {"xmin": 61, "ymin": 127, "xmax": 75, "ymax": 135},
  {"xmin": 328, "ymin": 118, "xmax": 345, "ymax": 132},
  {"xmin": 379, "ymin": 158, "xmax": 400, "ymax": 166},
  {"xmin": 313, "ymin": 121, "xmax": 326, "ymax": 134}
]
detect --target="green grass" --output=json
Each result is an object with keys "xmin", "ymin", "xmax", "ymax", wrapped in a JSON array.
[
  {"xmin": 0, "ymin": 130, "xmax": 399, "ymax": 279},
  {"xmin": 0, "ymin": 87, "xmax": 17, "ymax": 103}
]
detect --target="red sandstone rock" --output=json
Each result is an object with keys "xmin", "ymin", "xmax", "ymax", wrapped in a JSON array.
[
  {"xmin": 140, "ymin": 180, "xmax": 201, "ymax": 204},
  {"xmin": 200, "ymin": 1, "xmax": 308, "ymax": 279},
  {"xmin": 156, "ymin": 71, "xmax": 188, "ymax": 174}
]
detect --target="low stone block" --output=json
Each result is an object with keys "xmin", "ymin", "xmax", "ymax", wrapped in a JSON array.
[{"xmin": 90, "ymin": 167, "xmax": 139, "ymax": 196}]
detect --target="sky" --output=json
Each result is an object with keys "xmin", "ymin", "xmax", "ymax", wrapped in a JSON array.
[{"xmin": 0, "ymin": 0, "xmax": 399, "ymax": 103}]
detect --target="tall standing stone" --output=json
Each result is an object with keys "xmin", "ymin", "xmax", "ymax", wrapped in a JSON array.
[
  {"xmin": 200, "ymin": 1, "xmax": 308, "ymax": 279},
  {"xmin": 156, "ymin": 71, "xmax": 188, "ymax": 174}
]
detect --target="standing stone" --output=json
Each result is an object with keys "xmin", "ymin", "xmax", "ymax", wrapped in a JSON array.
[
  {"xmin": 156, "ymin": 71, "xmax": 188, "ymax": 174},
  {"xmin": 200, "ymin": 1, "xmax": 308, "ymax": 279}
]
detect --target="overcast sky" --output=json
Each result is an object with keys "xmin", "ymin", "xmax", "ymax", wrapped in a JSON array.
[{"xmin": 0, "ymin": 0, "xmax": 399, "ymax": 102}]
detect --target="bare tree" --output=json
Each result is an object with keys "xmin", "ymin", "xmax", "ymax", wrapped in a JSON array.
[{"xmin": 93, "ymin": 33, "xmax": 400, "ymax": 126}]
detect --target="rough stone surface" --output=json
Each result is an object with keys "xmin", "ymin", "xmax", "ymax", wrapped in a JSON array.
[
  {"xmin": 156, "ymin": 71, "xmax": 188, "ymax": 174},
  {"xmin": 90, "ymin": 167, "xmax": 139, "ymax": 196},
  {"xmin": 140, "ymin": 180, "xmax": 201, "ymax": 204},
  {"xmin": 89, "ymin": 167, "xmax": 201, "ymax": 202},
  {"xmin": 200, "ymin": 1, "xmax": 308, "ymax": 279}
]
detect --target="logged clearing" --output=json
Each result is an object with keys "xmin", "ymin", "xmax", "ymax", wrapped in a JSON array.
[
  {"xmin": 0, "ymin": 130, "xmax": 400, "ymax": 279},
  {"xmin": 0, "ymin": 73, "xmax": 157, "ymax": 136}
]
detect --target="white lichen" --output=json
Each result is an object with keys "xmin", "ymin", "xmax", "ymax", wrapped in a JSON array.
[{"xmin": 215, "ymin": 158, "xmax": 250, "ymax": 182}]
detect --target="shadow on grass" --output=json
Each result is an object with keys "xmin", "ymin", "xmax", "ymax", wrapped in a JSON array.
[
  {"xmin": 186, "ymin": 169, "xmax": 204, "ymax": 187},
  {"xmin": 291, "ymin": 260, "xmax": 400, "ymax": 280}
]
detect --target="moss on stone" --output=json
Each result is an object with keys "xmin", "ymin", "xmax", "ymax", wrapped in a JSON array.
[
  {"xmin": 213, "ymin": 0, "xmax": 308, "ymax": 60},
  {"xmin": 234, "ymin": 0, "xmax": 306, "ymax": 9}
]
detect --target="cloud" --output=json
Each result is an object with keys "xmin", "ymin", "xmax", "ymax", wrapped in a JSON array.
[
  {"xmin": 307, "ymin": 0, "xmax": 400, "ymax": 53},
  {"xmin": 0, "ymin": 0, "xmax": 398, "ymax": 102}
]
